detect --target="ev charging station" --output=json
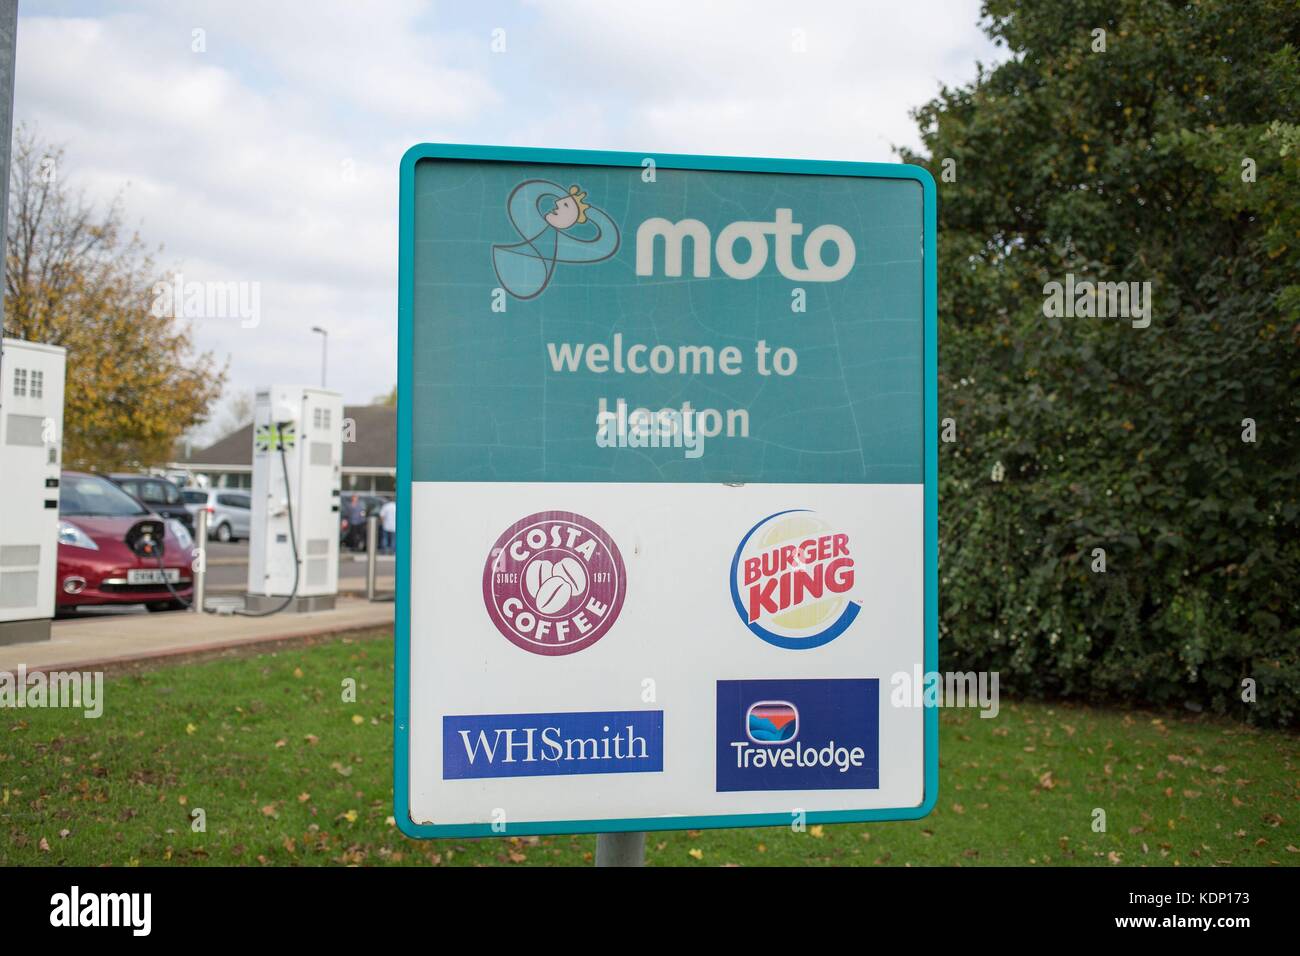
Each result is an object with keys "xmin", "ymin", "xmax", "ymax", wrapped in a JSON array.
[
  {"xmin": 245, "ymin": 385, "xmax": 343, "ymax": 613},
  {"xmin": 0, "ymin": 338, "xmax": 67, "ymax": 645}
]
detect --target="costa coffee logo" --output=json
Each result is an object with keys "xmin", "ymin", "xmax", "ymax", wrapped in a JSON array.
[
  {"xmin": 730, "ymin": 509, "xmax": 861, "ymax": 650},
  {"xmin": 483, "ymin": 511, "xmax": 627, "ymax": 656}
]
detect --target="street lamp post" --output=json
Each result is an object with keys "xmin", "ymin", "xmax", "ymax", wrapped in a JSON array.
[{"xmin": 310, "ymin": 326, "xmax": 328, "ymax": 387}]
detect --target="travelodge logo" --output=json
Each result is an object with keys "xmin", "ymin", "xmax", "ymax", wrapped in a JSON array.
[{"xmin": 729, "ymin": 509, "xmax": 861, "ymax": 650}]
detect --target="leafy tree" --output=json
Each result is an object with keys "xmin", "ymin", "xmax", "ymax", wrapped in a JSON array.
[
  {"xmin": 4, "ymin": 128, "xmax": 225, "ymax": 470},
  {"xmin": 901, "ymin": 1, "xmax": 1299, "ymax": 724}
]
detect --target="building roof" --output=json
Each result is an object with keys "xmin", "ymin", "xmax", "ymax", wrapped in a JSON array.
[{"xmin": 179, "ymin": 404, "xmax": 396, "ymax": 472}]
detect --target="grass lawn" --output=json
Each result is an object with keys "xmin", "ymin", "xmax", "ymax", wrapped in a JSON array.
[{"xmin": 2, "ymin": 629, "xmax": 1295, "ymax": 867}]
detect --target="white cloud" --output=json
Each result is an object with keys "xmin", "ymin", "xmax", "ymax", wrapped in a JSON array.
[
  {"xmin": 519, "ymin": 0, "xmax": 1000, "ymax": 159},
  {"xmin": 13, "ymin": 0, "xmax": 1001, "ymax": 444}
]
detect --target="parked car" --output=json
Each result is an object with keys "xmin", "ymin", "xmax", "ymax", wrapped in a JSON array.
[
  {"xmin": 340, "ymin": 494, "xmax": 388, "ymax": 550},
  {"xmin": 57, "ymin": 471, "xmax": 195, "ymax": 613},
  {"xmin": 108, "ymin": 473, "xmax": 195, "ymax": 535},
  {"xmin": 164, "ymin": 468, "xmax": 202, "ymax": 489},
  {"xmin": 180, "ymin": 488, "xmax": 252, "ymax": 542}
]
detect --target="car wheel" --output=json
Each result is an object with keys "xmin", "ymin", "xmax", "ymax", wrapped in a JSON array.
[
  {"xmin": 146, "ymin": 600, "xmax": 187, "ymax": 612},
  {"xmin": 215, "ymin": 522, "xmax": 232, "ymax": 543}
]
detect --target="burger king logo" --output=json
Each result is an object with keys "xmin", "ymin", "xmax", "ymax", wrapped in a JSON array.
[
  {"xmin": 483, "ymin": 511, "xmax": 627, "ymax": 656},
  {"xmin": 730, "ymin": 510, "xmax": 861, "ymax": 650}
]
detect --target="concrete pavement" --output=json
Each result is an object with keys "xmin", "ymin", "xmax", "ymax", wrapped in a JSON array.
[{"xmin": 0, "ymin": 597, "xmax": 394, "ymax": 673}]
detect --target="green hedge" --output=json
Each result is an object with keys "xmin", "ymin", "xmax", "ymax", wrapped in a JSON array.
[{"xmin": 902, "ymin": 0, "xmax": 1299, "ymax": 725}]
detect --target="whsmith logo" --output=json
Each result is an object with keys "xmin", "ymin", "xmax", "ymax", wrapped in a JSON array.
[
  {"xmin": 730, "ymin": 509, "xmax": 862, "ymax": 650},
  {"xmin": 717, "ymin": 679, "xmax": 879, "ymax": 792},
  {"xmin": 443, "ymin": 709, "xmax": 663, "ymax": 780}
]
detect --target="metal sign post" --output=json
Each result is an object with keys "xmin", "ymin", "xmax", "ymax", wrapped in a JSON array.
[
  {"xmin": 0, "ymin": 0, "xmax": 19, "ymax": 380},
  {"xmin": 366, "ymin": 513, "xmax": 379, "ymax": 601},
  {"xmin": 192, "ymin": 506, "xmax": 209, "ymax": 613},
  {"xmin": 395, "ymin": 144, "xmax": 937, "ymax": 844},
  {"xmin": 595, "ymin": 831, "xmax": 645, "ymax": 867}
]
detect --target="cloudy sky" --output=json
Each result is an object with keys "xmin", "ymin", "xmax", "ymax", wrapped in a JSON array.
[{"xmin": 15, "ymin": 0, "xmax": 1002, "ymax": 442}]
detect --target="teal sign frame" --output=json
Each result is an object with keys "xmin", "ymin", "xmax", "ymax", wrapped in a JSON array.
[{"xmin": 394, "ymin": 143, "xmax": 938, "ymax": 838}]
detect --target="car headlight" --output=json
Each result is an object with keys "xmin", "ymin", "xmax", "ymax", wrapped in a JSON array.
[
  {"xmin": 58, "ymin": 520, "xmax": 99, "ymax": 550},
  {"xmin": 168, "ymin": 518, "xmax": 194, "ymax": 550}
]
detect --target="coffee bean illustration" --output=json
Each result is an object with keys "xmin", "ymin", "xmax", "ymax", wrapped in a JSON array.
[
  {"xmin": 524, "ymin": 558, "xmax": 553, "ymax": 599},
  {"xmin": 534, "ymin": 575, "xmax": 573, "ymax": 614},
  {"xmin": 552, "ymin": 556, "xmax": 587, "ymax": 596}
]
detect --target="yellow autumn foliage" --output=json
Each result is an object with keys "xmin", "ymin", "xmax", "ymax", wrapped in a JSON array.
[{"xmin": 4, "ymin": 128, "xmax": 225, "ymax": 470}]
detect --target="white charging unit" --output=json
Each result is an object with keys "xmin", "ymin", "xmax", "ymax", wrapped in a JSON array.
[
  {"xmin": 0, "ymin": 338, "xmax": 67, "ymax": 644},
  {"xmin": 245, "ymin": 385, "xmax": 343, "ymax": 612}
]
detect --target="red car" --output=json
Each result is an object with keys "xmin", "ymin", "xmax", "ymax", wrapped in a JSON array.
[{"xmin": 57, "ymin": 471, "xmax": 195, "ymax": 613}]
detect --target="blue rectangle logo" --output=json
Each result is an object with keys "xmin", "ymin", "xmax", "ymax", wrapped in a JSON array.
[
  {"xmin": 716, "ymin": 679, "xmax": 879, "ymax": 791},
  {"xmin": 443, "ymin": 709, "xmax": 664, "ymax": 780}
]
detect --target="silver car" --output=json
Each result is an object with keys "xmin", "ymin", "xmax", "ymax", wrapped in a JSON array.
[{"xmin": 181, "ymin": 489, "xmax": 252, "ymax": 542}]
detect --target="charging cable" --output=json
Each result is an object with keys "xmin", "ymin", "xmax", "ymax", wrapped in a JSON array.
[{"xmin": 149, "ymin": 429, "xmax": 300, "ymax": 616}]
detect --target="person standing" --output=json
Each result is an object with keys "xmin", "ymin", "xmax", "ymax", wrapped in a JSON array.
[
  {"xmin": 343, "ymin": 494, "xmax": 365, "ymax": 550},
  {"xmin": 380, "ymin": 497, "xmax": 397, "ymax": 554}
]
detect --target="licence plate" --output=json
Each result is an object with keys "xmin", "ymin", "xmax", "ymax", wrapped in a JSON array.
[{"xmin": 127, "ymin": 568, "xmax": 180, "ymax": 585}]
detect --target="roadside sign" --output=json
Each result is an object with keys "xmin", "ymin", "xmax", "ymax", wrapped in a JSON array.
[{"xmin": 396, "ymin": 144, "xmax": 937, "ymax": 837}]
